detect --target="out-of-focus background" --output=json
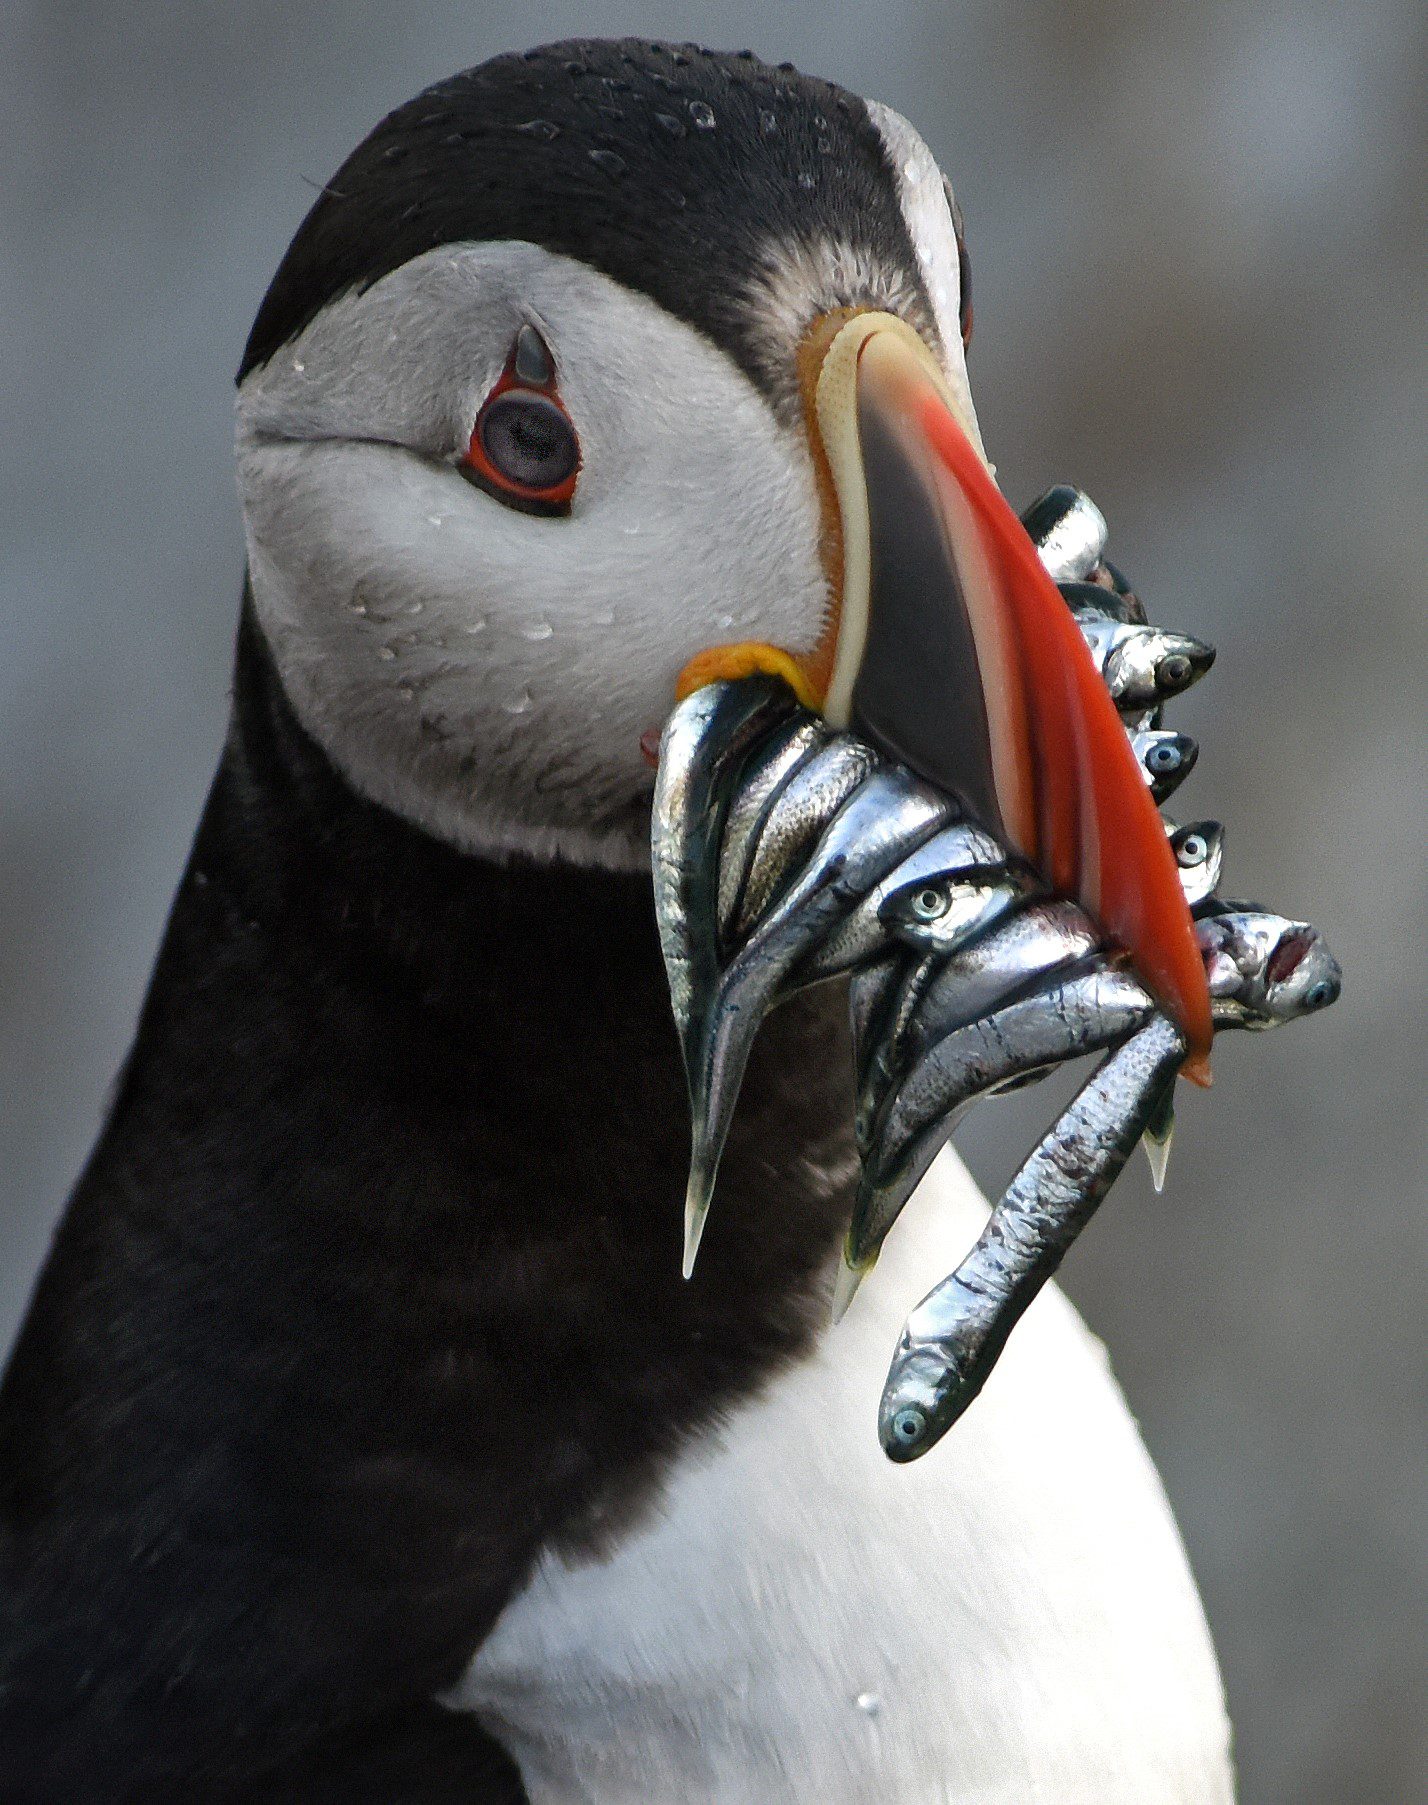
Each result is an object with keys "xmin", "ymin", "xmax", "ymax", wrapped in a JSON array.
[{"xmin": 2, "ymin": 1, "xmax": 1423, "ymax": 1796}]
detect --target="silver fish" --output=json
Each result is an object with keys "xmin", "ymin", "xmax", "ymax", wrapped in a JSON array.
[
  {"xmin": 652, "ymin": 679, "xmax": 798, "ymax": 1084},
  {"xmin": 805, "ymin": 819, "xmax": 1014, "ymax": 980},
  {"xmin": 1169, "ymin": 819, "xmax": 1225, "ymax": 908},
  {"xmin": 1075, "ymin": 618, "xmax": 1216, "ymax": 709},
  {"xmin": 1133, "ymin": 728, "xmax": 1199, "ymax": 803},
  {"xmin": 849, "ymin": 961, "xmax": 1157, "ymax": 1278},
  {"xmin": 872, "ymin": 907, "xmax": 1340, "ymax": 1457},
  {"xmin": 733, "ymin": 737, "xmax": 879, "ymax": 936},
  {"xmin": 875, "ymin": 900, "xmax": 1101, "ymax": 1085},
  {"xmin": 1199, "ymin": 907, "xmax": 1342, "ymax": 1026},
  {"xmin": 853, "ymin": 953, "xmax": 943, "ymax": 1157},
  {"xmin": 1057, "ymin": 577, "xmax": 1148, "ymax": 629},
  {"xmin": 878, "ymin": 1013, "xmax": 1188, "ymax": 1461},
  {"xmin": 681, "ymin": 768, "xmax": 951, "ymax": 1276},
  {"xmin": 852, "ymin": 898, "xmax": 1099, "ymax": 1171},
  {"xmin": 715, "ymin": 715, "xmax": 828, "ymax": 940},
  {"xmin": 1022, "ymin": 485, "xmax": 1109, "ymax": 583}
]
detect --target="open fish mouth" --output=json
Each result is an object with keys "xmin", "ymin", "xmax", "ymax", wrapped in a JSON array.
[{"xmin": 652, "ymin": 486, "xmax": 1340, "ymax": 1460}]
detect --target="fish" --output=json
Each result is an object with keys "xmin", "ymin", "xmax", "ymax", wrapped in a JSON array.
[
  {"xmin": 878, "ymin": 1013, "xmax": 1189, "ymax": 1461},
  {"xmin": 1169, "ymin": 820, "xmax": 1225, "ymax": 909},
  {"xmin": 869, "ymin": 900, "xmax": 1102, "ymax": 1090},
  {"xmin": 1140, "ymin": 1082, "xmax": 1177, "ymax": 1192},
  {"xmin": 803, "ymin": 818, "xmax": 1017, "ymax": 980},
  {"xmin": 1133, "ymin": 728, "xmax": 1199, "ymax": 803},
  {"xmin": 847, "ymin": 960, "xmax": 1159, "ymax": 1279},
  {"xmin": 1198, "ymin": 906, "xmax": 1342, "ymax": 1025},
  {"xmin": 1056, "ymin": 576, "xmax": 1148, "ymax": 629},
  {"xmin": 851, "ymin": 818, "xmax": 1218, "ymax": 1201},
  {"xmin": 680, "ymin": 768, "xmax": 952, "ymax": 1275},
  {"xmin": 1021, "ymin": 485, "xmax": 1109, "ymax": 583},
  {"xmin": 873, "ymin": 907, "xmax": 1340, "ymax": 1459},
  {"xmin": 1073, "ymin": 616, "xmax": 1216, "ymax": 710},
  {"xmin": 715, "ymin": 715, "xmax": 828, "ymax": 940},
  {"xmin": 651, "ymin": 678, "xmax": 799, "ymax": 1090},
  {"xmin": 732, "ymin": 737, "xmax": 879, "ymax": 936}
]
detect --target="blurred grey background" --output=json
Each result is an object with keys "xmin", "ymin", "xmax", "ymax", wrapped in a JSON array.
[{"xmin": 2, "ymin": 1, "xmax": 1423, "ymax": 1797}]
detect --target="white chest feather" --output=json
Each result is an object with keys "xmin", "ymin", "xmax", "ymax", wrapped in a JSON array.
[{"xmin": 447, "ymin": 1151, "xmax": 1234, "ymax": 1803}]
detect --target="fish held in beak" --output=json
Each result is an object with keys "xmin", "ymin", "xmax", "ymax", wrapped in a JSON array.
[{"xmin": 677, "ymin": 311, "xmax": 1212, "ymax": 1082}]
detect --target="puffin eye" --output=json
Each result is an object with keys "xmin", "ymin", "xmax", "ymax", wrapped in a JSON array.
[
  {"xmin": 943, "ymin": 177, "xmax": 972, "ymax": 351},
  {"xmin": 461, "ymin": 325, "xmax": 580, "ymax": 516}
]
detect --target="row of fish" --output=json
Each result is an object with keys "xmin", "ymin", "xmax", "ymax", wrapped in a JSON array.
[{"xmin": 652, "ymin": 485, "xmax": 1339, "ymax": 1460}]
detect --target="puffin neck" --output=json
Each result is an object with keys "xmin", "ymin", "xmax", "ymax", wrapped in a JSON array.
[{"xmin": 218, "ymin": 590, "xmax": 658, "ymax": 1006}]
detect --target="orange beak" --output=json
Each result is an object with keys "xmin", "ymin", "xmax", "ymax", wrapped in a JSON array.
[{"xmin": 676, "ymin": 311, "xmax": 1212, "ymax": 1080}]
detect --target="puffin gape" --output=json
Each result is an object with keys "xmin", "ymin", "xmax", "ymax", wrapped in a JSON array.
[{"xmin": 0, "ymin": 41, "xmax": 1236, "ymax": 1803}]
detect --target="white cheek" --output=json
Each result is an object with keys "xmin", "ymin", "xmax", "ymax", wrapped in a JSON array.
[{"xmin": 236, "ymin": 255, "xmax": 828, "ymax": 867}]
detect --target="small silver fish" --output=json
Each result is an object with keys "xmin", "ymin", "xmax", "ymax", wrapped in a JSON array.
[
  {"xmin": 1075, "ymin": 618, "xmax": 1216, "ymax": 709},
  {"xmin": 852, "ymin": 898, "xmax": 1100, "ymax": 1170},
  {"xmin": 651, "ymin": 679, "xmax": 798, "ymax": 1080},
  {"xmin": 872, "ymin": 908, "xmax": 1340, "ymax": 1457},
  {"xmin": 1198, "ymin": 907, "xmax": 1342, "ymax": 1026},
  {"xmin": 848, "ymin": 961, "xmax": 1157, "ymax": 1278},
  {"xmin": 805, "ymin": 818, "xmax": 1015, "ymax": 980},
  {"xmin": 1022, "ymin": 485, "xmax": 1109, "ymax": 583},
  {"xmin": 878, "ymin": 1013, "xmax": 1188, "ymax": 1461},
  {"xmin": 733, "ymin": 737, "xmax": 879, "ymax": 936},
  {"xmin": 874, "ymin": 901, "xmax": 1101, "ymax": 1083},
  {"xmin": 1057, "ymin": 577, "xmax": 1147, "ymax": 629},
  {"xmin": 681, "ymin": 768, "xmax": 952, "ymax": 1276},
  {"xmin": 715, "ymin": 715, "xmax": 828, "ymax": 940},
  {"xmin": 1133, "ymin": 728, "xmax": 1199, "ymax": 803},
  {"xmin": 1169, "ymin": 819, "xmax": 1225, "ymax": 908}
]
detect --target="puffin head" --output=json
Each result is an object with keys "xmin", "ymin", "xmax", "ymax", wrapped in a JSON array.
[
  {"xmin": 236, "ymin": 39, "xmax": 1210, "ymax": 1064},
  {"xmin": 235, "ymin": 40, "xmax": 975, "ymax": 870}
]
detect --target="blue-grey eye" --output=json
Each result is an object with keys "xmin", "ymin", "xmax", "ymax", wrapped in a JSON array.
[
  {"xmin": 890, "ymin": 1406, "xmax": 927, "ymax": 1446},
  {"xmin": 909, "ymin": 885, "xmax": 948, "ymax": 922},
  {"xmin": 1176, "ymin": 833, "xmax": 1208, "ymax": 867}
]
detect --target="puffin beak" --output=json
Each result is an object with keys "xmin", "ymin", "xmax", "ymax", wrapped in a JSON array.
[{"xmin": 676, "ymin": 309, "xmax": 1212, "ymax": 1078}]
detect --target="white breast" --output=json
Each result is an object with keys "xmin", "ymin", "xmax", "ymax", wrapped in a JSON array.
[{"xmin": 448, "ymin": 1149, "xmax": 1235, "ymax": 1803}]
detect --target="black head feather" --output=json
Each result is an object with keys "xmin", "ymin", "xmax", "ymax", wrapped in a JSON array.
[{"xmin": 240, "ymin": 39, "xmax": 937, "ymax": 409}]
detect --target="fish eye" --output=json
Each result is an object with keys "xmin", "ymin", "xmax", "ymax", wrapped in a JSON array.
[
  {"xmin": 461, "ymin": 324, "xmax": 580, "ymax": 516},
  {"xmin": 1157, "ymin": 652, "xmax": 1193, "ymax": 689},
  {"xmin": 1176, "ymin": 833, "xmax": 1207, "ymax": 867},
  {"xmin": 1146, "ymin": 742, "xmax": 1181, "ymax": 773},
  {"xmin": 890, "ymin": 1405, "xmax": 928, "ymax": 1446},
  {"xmin": 908, "ymin": 885, "xmax": 949, "ymax": 922},
  {"xmin": 1304, "ymin": 977, "xmax": 1339, "ymax": 1011}
]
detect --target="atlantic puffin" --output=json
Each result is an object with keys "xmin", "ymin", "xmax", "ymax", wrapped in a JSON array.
[{"xmin": 0, "ymin": 41, "xmax": 1236, "ymax": 1802}]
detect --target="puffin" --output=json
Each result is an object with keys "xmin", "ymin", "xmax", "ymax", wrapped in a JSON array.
[{"xmin": 0, "ymin": 40, "xmax": 1236, "ymax": 1803}]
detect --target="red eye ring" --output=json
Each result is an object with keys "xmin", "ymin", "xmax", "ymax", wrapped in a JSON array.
[{"xmin": 461, "ymin": 325, "xmax": 580, "ymax": 516}]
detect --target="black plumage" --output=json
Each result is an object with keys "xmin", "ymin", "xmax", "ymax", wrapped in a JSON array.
[
  {"xmin": 0, "ymin": 601, "xmax": 857, "ymax": 1798},
  {"xmin": 242, "ymin": 39, "xmax": 939, "ymax": 414},
  {"xmin": 0, "ymin": 39, "xmax": 926, "ymax": 1799}
]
